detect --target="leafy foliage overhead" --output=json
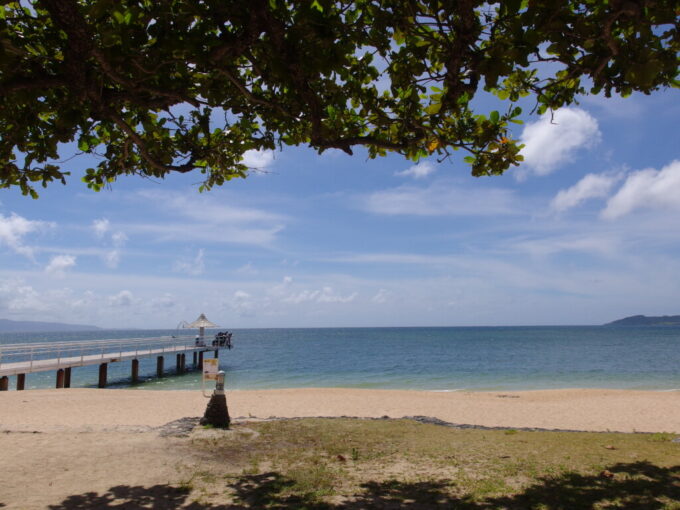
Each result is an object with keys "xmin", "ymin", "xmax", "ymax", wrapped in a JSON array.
[{"xmin": 0, "ymin": 0, "xmax": 677, "ymax": 196}]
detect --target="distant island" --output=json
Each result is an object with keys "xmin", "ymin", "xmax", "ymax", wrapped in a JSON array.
[
  {"xmin": 605, "ymin": 315, "xmax": 680, "ymax": 326},
  {"xmin": 0, "ymin": 318, "xmax": 101, "ymax": 333}
]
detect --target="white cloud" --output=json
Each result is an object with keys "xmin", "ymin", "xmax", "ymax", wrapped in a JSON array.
[
  {"xmin": 0, "ymin": 213, "xmax": 52, "ymax": 258},
  {"xmin": 45, "ymin": 254, "xmax": 76, "ymax": 277},
  {"xmin": 371, "ymin": 288, "xmax": 391, "ymax": 304},
  {"xmin": 91, "ymin": 220, "xmax": 126, "ymax": 268},
  {"xmin": 229, "ymin": 289, "xmax": 261, "ymax": 317},
  {"xmin": 104, "ymin": 231, "xmax": 127, "ymax": 268},
  {"xmin": 111, "ymin": 231, "xmax": 127, "ymax": 247},
  {"xmin": 242, "ymin": 149, "xmax": 275, "ymax": 169},
  {"xmin": 235, "ymin": 262, "xmax": 258, "ymax": 276},
  {"xmin": 104, "ymin": 250, "xmax": 121, "ymax": 269},
  {"xmin": 551, "ymin": 173, "xmax": 621, "ymax": 212},
  {"xmin": 284, "ymin": 286, "xmax": 357, "ymax": 304},
  {"xmin": 519, "ymin": 108, "xmax": 601, "ymax": 177},
  {"xmin": 602, "ymin": 160, "xmax": 680, "ymax": 219},
  {"xmin": 173, "ymin": 249, "xmax": 206, "ymax": 276},
  {"xmin": 132, "ymin": 190, "xmax": 285, "ymax": 246},
  {"xmin": 363, "ymin": 182, "xmax": 517, "ymax": 216},
  {"xmin": 395, "ymin": 161, "xmax": 436, "ymax": 180},
  {"xmin": 108, "ymin": 290, "xmax": 134, "ymax": 307},
  {"xmin": 92, "ymin": 218, "xmax": 110, "ymax": 238},
  {"xmin": 150, "ymin": 293, "xmax": 177, "ymax": 309}
]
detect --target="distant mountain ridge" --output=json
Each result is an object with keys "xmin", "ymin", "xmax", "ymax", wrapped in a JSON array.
[
  {"xmin": 0, "ymin": 318, "xmax": 101, "ymax": 333},
  {"xmin": 605, "ymin": 315, "xmax": 680, "ymax": 326}
]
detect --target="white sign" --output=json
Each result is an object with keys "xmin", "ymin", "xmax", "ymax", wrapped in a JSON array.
[{"xmin": 203, "ymin": 358, "xmax": 219, "ymax": 381}]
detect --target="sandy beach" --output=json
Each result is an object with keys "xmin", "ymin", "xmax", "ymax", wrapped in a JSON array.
[
  {"xmin": 1, "ymin": 388, "xmax": 679, "ymax": 508},
  {"xmin": 1, "ymin": 387, "xmax": 679, "ymax": 433}
]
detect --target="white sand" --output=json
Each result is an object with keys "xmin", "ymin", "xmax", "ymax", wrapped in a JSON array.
[
  {"xmin": 1, "ymin": 387, "xmax": 678, "ymax": 433},
  {"xmin": 1, "ymin": 388, "xmax": 678, "ymax": 508}
]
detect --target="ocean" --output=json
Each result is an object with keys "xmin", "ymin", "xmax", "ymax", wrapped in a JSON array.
[{"xmin": 1, "ymin": 326, "xmax": 679, "ymax": 391}]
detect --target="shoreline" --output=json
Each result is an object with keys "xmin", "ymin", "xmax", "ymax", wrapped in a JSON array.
[{"xmin": 1, "ymin": 387, "xmax": 679, "ymax": 433}]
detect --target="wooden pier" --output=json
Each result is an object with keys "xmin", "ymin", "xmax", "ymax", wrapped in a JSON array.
[{"xmin": 0, "ymin": 336, "xmax": 223, "ymax": 391}]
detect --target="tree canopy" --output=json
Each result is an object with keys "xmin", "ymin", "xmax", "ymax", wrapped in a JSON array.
[{"xmin": 0, "ymin": 0, "xmax": 677, "ymax": 196}]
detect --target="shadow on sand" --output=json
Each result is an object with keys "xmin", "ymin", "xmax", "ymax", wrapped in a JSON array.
[{"xmin": 47, "ymin": 461, "xmax": 679, "ymax": 510}]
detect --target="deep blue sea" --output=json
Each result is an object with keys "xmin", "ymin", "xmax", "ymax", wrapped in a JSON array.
[{"xmin": 1, "ymin": 326, "xmax": 679, "ymax": 391}]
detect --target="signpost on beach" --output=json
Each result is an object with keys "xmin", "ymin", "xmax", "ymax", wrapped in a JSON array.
[{"xmin": 202, "ymin": 358, "xmax": 219, "ymax": 397}]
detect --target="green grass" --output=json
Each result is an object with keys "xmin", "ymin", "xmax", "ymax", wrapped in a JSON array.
[{"xmin": 182, "ymin": 418, "xmax": 680, "ymax": 508}]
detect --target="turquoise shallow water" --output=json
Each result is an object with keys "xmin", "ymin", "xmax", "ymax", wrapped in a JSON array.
[{"xmin": 1, "ymin": 326, "xmax": 680, "ymax": 391}]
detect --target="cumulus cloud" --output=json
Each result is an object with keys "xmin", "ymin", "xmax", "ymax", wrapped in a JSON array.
[
  {"xmin": 108, "ymin": 290, "xmax": 134, "ymax": 307},
  {"xmin": 150, "ymin": 293, "xmax": 177, "ymax": 309},
  {"xmin": 371, "ymin": 289, "xmax": 391, "ymax": 304},
  {"xmin": 602, "ymin": 160, "xmax": 680, "ymax": 219},
  {"xmin": 519, "ymin": 108, "xmax": 601, "ymax": 177},
  {"xmin": 284, "ymin": 286, "xmax": 357, "ymax": 304},
  {"xmin": 173, "ymin": 249, "xmax": 206, "ymax": 276},
  {"xmin": 235, "ymin": 262, "xmax": 258, "ymax": 276},
  {"xmin": 0, "ymin": 279, "xmax": 47, "ymax": 313},
  {"xmin": 0, "ymin": 213, "xmax": 52, "ymax": 258},
  {"xmin": 229, "ymin": 289, "xmax": 261, "ymax": 317},
  {"xmin": 111, "ymin": 231, "xmax": 127, "ymax": 247},
  {"xmin": 395, "ymin": 161, "xmax": 436, "ymax": 180},
  {"xmin": 363, "ymin": 182, "xmax": 517, "ymax": 216},
  {"xmin": 92, "ymin": 219, "xmax": 127, "ymax": 268},
  {"xmin": 551, "ymin": 173, "xmax": 621, "ymax": 212},
  {"xmin": 45, "ymin": 254, "xmax": 76, "ymax": 277},
  {"xmin": 105, "ymin": 250, "xmax": 121, "ymax": 269},
  {"xmin": 242, "ymin": 149, "xmax": 275, "ymax": 168},
  {"xmin": 92, "ymin": 218, "xmax": 110, "ymax": 238}
]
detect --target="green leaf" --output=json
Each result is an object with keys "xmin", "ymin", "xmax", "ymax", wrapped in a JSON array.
[{"xmin": 425, "ymin": 103, "xmax": 442, "ymax": 115}]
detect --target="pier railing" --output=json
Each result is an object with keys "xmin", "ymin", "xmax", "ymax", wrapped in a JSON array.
[{"xmin": 0, "ymin": 335, "xmax": 208, "ymax": 375}]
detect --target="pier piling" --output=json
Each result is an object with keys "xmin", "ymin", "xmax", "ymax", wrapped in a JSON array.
[
  {"xmin": 0, "ymin": 376, "xmax": 8, "ymax": 391},
  {"xmin": 131, "ymin": 359, "xmax": 139, "ymax": 383},
  {"xmin": 193, "ymin": 351, "xmax": 197, "ymax": 367},
  {"xmin": 56, "ymin": 369, "xmax": 65, "ymax": 389},
  {"xmin": 180, "ymin": 353, "xmax": 186, "ymax": 372},
  {"xmin": 16, "ymin": 373, "xmax": 25, "ymax": 391},
  {"xmin": 214, "ymin": 349, "xmax": 219, "ymax": 358},
  {"xmin": 176, "ymin": 353, "xmax": 182, "ymax": 373},
  {"xmin": 157, "ymin": 356, "xmax": 164, "ymax": 377},
  {"xmin": 98, "ymin": 363, "xmax": 108, "ymax": 388},
  {"xmin": 64, "ymin": 367, "xmax": 71, "ymax": 388},
  {"xmin": 198, "ymin": 351, "xmax": 204, "ymax": 370}
]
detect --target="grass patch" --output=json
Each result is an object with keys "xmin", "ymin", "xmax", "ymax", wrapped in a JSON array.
[{"xmin": 184, "ymin": 418, "xmax": 680, "ymax": 508}]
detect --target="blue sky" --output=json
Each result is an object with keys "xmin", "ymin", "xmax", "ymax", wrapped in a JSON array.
[{"xmin": 1, "ymin": 89, "xmax": 679, "ymax": 329}]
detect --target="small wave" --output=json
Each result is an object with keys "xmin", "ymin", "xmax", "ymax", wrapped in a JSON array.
[{"xmin": 428, "ymin": 389, "xmax": 466, "ymax": 393}]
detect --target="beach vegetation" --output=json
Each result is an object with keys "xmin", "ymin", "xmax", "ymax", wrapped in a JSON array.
[
  {"xmin": 1, "ymin": 1, "xmax": 677, "ymax": 197},
  {"xmin": 177, "ymin": 418, "xmax": 680, "ymax": 508},
  {"xmin": 649, "ymin": 432, "xmax": 675, "ymax": 442}
]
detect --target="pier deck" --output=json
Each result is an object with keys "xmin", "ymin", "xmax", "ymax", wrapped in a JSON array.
[{"xmin": 0, "ymin": 336, "xmax": 225, "ymax": 390}]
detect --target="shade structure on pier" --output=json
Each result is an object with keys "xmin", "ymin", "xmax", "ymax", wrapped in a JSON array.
[{"xmin": 184, "ymin": 313, "xmax": 219, "ymax": 338}]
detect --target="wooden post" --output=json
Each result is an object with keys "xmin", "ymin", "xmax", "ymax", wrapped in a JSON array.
[
  {"xmin": 16, "ymin": 374, "xmax": 25, "ymax": 391},
  {"xmin": 193, "ymin": 351, "xmax": 197, "ymax": 367},
  {"xmin": 0, "ymin": 376, "xmax": 8, "ymax": 391},
  {"xmin": 180, "ymin": 353, "xmax": 186, "ymax": 372},
  {"xmin": 198, "ymin": 351, "xmax": 204, "ymax": 370},
  {"xmin": 176, "ymin": 353, "xmax": 182, "ymax": 373},
  {"xmin": 56, "ymin": 369, "xmax": 65, "ymax": 389},
  {"xmin": 214, "ymin": 349, "xmax": 219, "ymax": 358},
  {"xmin": 157, "ymin": 356, "xmax": 164, "ymax": 377},
  {"xmin": 64, "ymin": 367, "xmax": 72, "ymax": 388},
  {"xmin": 98, "ymin": 363, "xmax": 108, "ymax": 388},
  {"xmin": 131, "ymin": 359, "xmax": 139, "ymax": 383}
]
